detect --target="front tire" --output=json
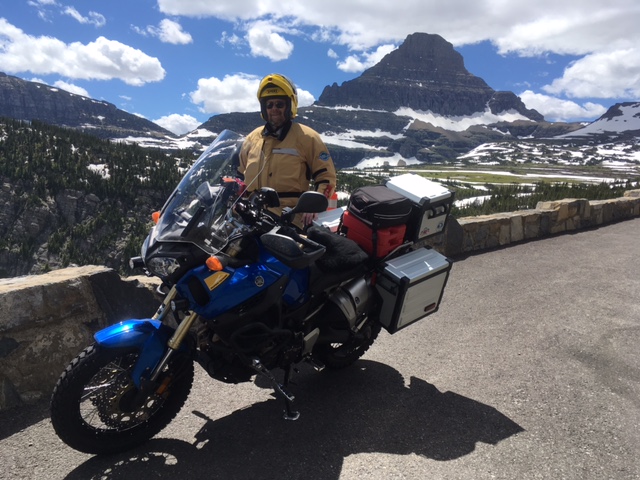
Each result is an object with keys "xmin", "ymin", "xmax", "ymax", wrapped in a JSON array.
[{"xmin": 50, "ymin": 344, "xmax": 194, "ymax": 455}]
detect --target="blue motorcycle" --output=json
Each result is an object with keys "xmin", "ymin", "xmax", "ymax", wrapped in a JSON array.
[{"xmin": 50, "ymin": 130, "xmax": 452, "ymax": 455}]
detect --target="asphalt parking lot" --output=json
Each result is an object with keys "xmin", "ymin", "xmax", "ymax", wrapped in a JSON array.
[{"xmin": 2, "ymin": 218, "xmax": 639, "ymax": 480}]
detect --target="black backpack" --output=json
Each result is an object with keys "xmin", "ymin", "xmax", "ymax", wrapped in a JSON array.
[{"xmin": 347, "ymin": 185, "xmax": 412, "ymax": 228}]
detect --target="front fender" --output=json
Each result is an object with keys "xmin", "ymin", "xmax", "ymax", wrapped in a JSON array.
[
  {"xmin": 95, "ymin": 319, "xmax": 167, "ymax": 347},
  {"xmin": 94, "ymin": 319, "xmax": 176, "ymax": 388}
]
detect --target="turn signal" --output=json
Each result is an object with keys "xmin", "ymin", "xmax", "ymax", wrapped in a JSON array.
[
  {"xmin": 206, "ymin": 256, "xmax": 224, "ymax": 271},
  {"xmin": 151, "ymin": 211, "xmax": 160, "ymax": 224}
]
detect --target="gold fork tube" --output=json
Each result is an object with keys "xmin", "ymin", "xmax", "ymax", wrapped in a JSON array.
[
  {"xmin": 167, "ymin": 311, "xmax": 198, "ymax": 350},
  {"xmin": 152, "ymin": 286, "xmax": 177, "ymax": 321}
]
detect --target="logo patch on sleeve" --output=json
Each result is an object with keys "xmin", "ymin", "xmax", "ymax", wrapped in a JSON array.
[{"xmin": 319, "ymin": 152, "xmax": 330, "ymax": 161}]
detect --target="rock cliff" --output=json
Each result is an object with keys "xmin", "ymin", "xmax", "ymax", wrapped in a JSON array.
[
  {"xmin": 317, "ymin": 33, "xmax": 544, "ymax": 121},
  {"xmin": 0, "ymin": 72, "xmax": 174, "ymax": 139},
  {"xmin": 0, "ymin": 178, "xmax": 164, "ymax": 278}
]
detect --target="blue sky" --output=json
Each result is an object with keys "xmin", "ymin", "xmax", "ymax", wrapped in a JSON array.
[{"xmin": 1, "ymin": 0, "xmax": 639, "ymax": 135}]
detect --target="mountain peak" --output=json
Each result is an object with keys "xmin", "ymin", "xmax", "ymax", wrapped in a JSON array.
[
  {"xmin": 364, "ymin": 33, "xmax": 474, "ymax": 82},
  {"xmin": 317, "ymin": 32, "xmax": 543, "ymax": 121}
]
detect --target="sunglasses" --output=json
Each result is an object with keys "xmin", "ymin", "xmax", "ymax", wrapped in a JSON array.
[{"xmin": 266, "ymin": 101, "xmax": 286, "ymax": 109}]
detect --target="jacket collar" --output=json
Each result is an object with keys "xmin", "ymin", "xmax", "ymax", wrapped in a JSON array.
[{"xmin": 262, "ymin": 120, "xmax": 292, "ymax": 141}]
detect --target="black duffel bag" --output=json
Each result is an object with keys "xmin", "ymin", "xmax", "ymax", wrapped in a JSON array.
[{"xmin": 347, "ymin": 185, "xmax": 412, "ymax": 228}]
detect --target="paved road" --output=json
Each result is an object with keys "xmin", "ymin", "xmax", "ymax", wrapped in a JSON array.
[{"xmin": 2, "ymin": 218, "xmax": 639, "ymax": 480}]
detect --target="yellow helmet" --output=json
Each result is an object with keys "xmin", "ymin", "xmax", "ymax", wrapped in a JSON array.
[{"xmin": 257, "ymin": 73, "xmax": 298, "ymax": 120}]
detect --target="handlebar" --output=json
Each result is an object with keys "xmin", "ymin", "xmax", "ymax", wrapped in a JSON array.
[{"xmin": 226, "ymin": 188, "xmax": 329, "ymax": 270}]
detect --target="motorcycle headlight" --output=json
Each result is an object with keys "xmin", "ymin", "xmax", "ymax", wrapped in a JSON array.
[{"xmin": 146, "ymin": 256, "xmax": 181, "ymax": 277}]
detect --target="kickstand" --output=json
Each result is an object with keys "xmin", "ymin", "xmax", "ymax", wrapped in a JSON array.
[
  {"xmin": 281, "ymin": 367, "xmax": 300, "ymax": 421},
  {"xmin": 251, "ymin": 359, "xmax": 300, "ymax": 421}
]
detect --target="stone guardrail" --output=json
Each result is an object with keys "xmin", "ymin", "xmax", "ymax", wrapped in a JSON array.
[
  {"xmin": 0, "ymin": 267, "xmax": 162, "ymax": 411},
  {"xmin": 1, "ymin": 190, "xmax": 639, "ymax": 411},
  {"xmin": 425, "ymin": 190, "xmax": 640, "ymax": 257}
]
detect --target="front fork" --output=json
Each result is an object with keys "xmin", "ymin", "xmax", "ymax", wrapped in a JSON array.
[{"xmin": 146, "ymin": 286, "xmax": 199, "ymax": 383}]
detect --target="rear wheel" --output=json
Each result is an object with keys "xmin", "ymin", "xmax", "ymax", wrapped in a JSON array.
[
  {"xmin": 50, "ymin": 344, "xmax": 194, "ymax": 455},
  {"xmin": 314, "ymin": 317, "xmax": 381, "ymax": 369}
]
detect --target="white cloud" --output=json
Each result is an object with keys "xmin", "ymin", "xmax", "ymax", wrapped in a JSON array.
[
  {"xmin": 190, "ymin": 73, "xmax": 260, "ymax": 114},
  {"xmin": 29, "ymin": 76, "xmax": 90, "ymax": 97},
  {"xmin": 133, "ymin": 19, "xmax": 193, "ymax": 45},
  {"xmin": 157, "ymin": 19, "xmax": 193, "ymax": 44},
  {"xmin": 543, "ymin": 48, "xmax": 640, "ymax": 99},
  {"xmin": 297, "ymin": 89, "xmax": 315, "ymax": 108},
  {"xmin": 246, "ymin": 22, "xmax": 294, "ymax": 61},
  {"xmin": 190, "ymin": 73, "xmax": 315, "ymax": 114},
  {"xmin": 52, "ymin": 80, "xmax": 90, "ymax": 97},
  {"xmin": 0, "ymin": 18, "xmax": 165, "ymax": 86},
  {"xmin": 27, "ymin": 0, "xmax": 59, "ymax": 21},
  {"xmin": 218, "ymin": 31, "xmax": 243, "ymax": 47},
  {"xmin": 519, "ymin": 90, "xmax": 607, "ymax": 122},
  {"xmin": 336, "ymin": 56, "xmax": 365, "ymax": 73},
  {"xmin": 157, "ymin": 0, "xmax": 269, "ymax": 19},
  {"xmin": 337, "ymin": 44, "xmax": 396, "ymax": 72},
  {"xmin": 63, "ymin": 7, "xmax": 106, "ymax": 27},
  {"xmin": 28, "ymin": 2, "xmax": 106, "ymax": 26},
  {"xmin": 153, "ymin": 113, "xmax": 201, "ymax": 135}
]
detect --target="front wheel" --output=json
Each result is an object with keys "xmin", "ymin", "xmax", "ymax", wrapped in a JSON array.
[
  {"xmin": 50, "ymin": 344, "xmax": 194, "ymax": 455},
  {"xmin": 314, "ymin": 317, "xmax": 381, "ymax": 369}
]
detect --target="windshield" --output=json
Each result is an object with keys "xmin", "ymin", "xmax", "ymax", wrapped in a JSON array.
[{"xmin": 153, "ymin": 130, "xmax": 244, "ymax": 255}]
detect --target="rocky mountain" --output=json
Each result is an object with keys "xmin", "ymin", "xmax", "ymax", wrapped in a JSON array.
[
  {"xmin": 0, "ymin": 72, "xmax": 174, "ymax": 140},
  {"xmin": 200, "ymin": 107, "xmax": 579, "ymax": 170},
  {"xmin": 317, "ymin": 33, "xmax": 544, "ymax": 121},
  {"xmin": 0, "ymin": 32, "xmax": 603, "ymax": 167},
  {"xmin": 558, "ymin": 102, "xmax": 640, "ymax": 139},
  {"xmin": 2, "ymin": 32, "xmax": 636, "ymax": 170},
  {"xmin": 454, "ymin": 101, "xmax": 640, "ymax": 168},
  {"xmin": 199, "ymin": 33, "xmax": 583, "ymax": 167}
]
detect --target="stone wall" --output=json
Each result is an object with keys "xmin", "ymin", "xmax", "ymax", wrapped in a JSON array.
[
  {"xmin": 1, "ymin": 190, "xmax": 639, "ymax": 411},
  {"xmin": 425, "ymin": 190, "xmax": 640, "ymax": 257},
  {"xmin": 0, "ymin": 266, "xmax": 161, "ymax": 410}
]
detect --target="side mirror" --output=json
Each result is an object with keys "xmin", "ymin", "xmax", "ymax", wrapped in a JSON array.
[
  {"xmin": 251, "ymin": 187, "xmax": 281, "ymax": 208},
  {"xmin": 292, "ymin": 192, "xmax": 329, "ymax": 213},
  {"xmin": 280, "ymin": 191, "xmax": 329, "ymax": 224},
  {"xmin": 290, "ymin": 191, "xmax": 328, "ymax": 215}
]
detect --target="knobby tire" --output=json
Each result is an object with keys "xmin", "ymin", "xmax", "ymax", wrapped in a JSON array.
[{"xmin": 50, "ymin": 343, "xmax": 194, "ymax": 455}]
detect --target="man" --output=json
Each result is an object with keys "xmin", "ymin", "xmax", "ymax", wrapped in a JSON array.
[{"xmin": 238, "ymin": 73, "xmax": 336, "ymax": 228}]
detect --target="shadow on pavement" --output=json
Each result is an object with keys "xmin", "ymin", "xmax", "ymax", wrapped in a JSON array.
[
  {"xmin": 0, "ymin": 399, "xmax": 49, "ymax": 441},
  {"xmin": 64, "ymin": 360, "xmax": 524, "ymax": 480}
]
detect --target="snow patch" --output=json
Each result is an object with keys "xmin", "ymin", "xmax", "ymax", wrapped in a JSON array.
[
  {"xmin": 395, "ymin": 107, "xmax": 530, "ymax": 132},
  {"xmin": 558, "ymin": 103, "xmax": 640, "ymax": 137},
  {"xmin": 353, "ymin": 153, "xmax": 423, "ymax": 169}
]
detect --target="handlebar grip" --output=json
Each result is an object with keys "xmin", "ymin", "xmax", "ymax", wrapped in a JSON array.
[{"xmin": 289, "ymin": 229, "xmax": 324, "ymax": 252}]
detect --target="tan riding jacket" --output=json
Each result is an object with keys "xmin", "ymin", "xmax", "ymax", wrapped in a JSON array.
[{"xmin": 238, "ymin": 122, "xmax": 337, "ymax": 213}]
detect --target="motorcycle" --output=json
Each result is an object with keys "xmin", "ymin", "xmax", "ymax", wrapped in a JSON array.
[{"xmin": 50, "ymin": 130, "xmax": 453, "ymax": 455}]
